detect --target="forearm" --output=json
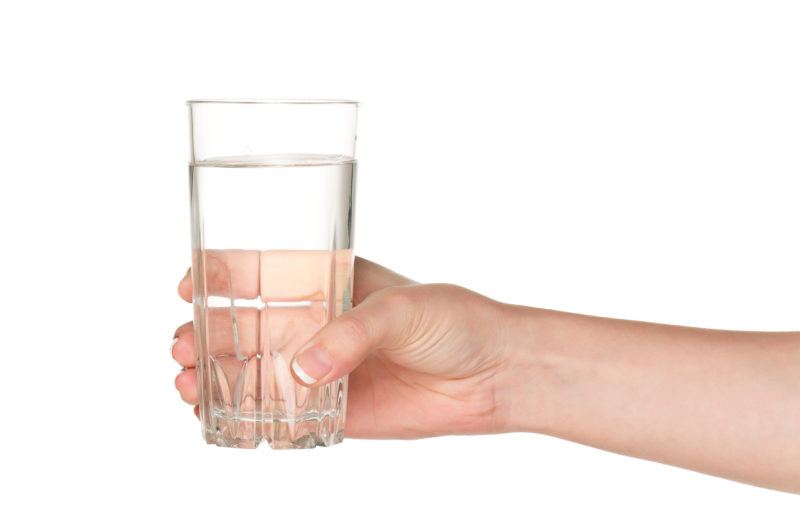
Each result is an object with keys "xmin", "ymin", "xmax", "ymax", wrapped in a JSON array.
[{"xmin": 496, "ymin": 305, "xmax": 800, "ymax": 493}]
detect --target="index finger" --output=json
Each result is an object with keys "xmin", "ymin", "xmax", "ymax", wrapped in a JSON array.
[
  {"xmin": 178, "ymin": 249, "xmax": 360, "ymax": 303},
  {"xmin": 178, "ymin": 250, "xmax": 260, "ymax": 303}
]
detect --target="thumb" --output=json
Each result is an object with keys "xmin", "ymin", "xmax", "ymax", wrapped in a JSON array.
[{"xmin": 290, "ymin": 288, "xmax": 412, "ymax": 387}]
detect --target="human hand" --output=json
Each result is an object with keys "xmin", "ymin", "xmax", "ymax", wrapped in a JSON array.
[
  {"xmin": 171, "ymin": 254, "xmax": 800, "ymax": 491},
  {"xmin": 172, "ymin": 257, "xmax": 515, "ymax": 438}
]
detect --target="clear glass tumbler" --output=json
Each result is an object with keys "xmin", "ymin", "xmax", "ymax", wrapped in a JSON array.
[{"xmin": 187, "ymin": 99, "xmax": 358, "ymax": 449}]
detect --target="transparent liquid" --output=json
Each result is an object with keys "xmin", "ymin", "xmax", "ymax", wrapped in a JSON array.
[{"xmin": 190, "ymin": 154, "xmax": 356, "ymax": 449}]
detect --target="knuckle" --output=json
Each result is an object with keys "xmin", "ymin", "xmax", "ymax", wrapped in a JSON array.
[
  {"xmin": 373, "ymin": 286, "xmax": 420, "ymax": 344},
  {"xmin": 428, "ymin": 283, "xmax": 482, "ymax": 306},
  {"xmin": 430, "ymin": 282, "xmax": 468, "ymax": 296},
  {"xmin": 375, "ymin": 285, "xmax": 416, "ymax": 311},
  {"xmin": 339, "ymin": 314, "xmax": 371, "ymax": 345}
]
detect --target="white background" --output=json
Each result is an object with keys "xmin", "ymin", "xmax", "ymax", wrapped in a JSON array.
[{"xmin": 1, "ymin": 0, "xmax": 798, "ymax": 529}]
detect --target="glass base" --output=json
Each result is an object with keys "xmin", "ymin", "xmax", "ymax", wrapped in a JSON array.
[{"xmin": 202, "ymin": 414, "xmax": 345, "ymax": 449}]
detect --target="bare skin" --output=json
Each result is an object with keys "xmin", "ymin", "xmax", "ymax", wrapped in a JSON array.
[{"xmin": 173, "ymin": 257, "xmax": 800, "ymax": 493}]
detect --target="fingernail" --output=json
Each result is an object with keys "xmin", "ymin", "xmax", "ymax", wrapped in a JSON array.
[
  {"xmin": 171, "ymin": 337, "xmax": 179, "ymax": 353},
  {"xmin": 291, "ymin": 346, "xmax": 333, "ymax": 385}
]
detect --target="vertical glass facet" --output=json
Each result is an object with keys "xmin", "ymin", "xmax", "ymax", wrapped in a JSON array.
[{"xmin": 187, "ymin": 100, "xmax": 357, "ymax": 449}]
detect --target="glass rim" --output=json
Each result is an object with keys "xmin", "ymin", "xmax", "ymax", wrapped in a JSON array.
[{"xmin": 186, "ymin": 98, "xmax": 359, "ymax": 106}]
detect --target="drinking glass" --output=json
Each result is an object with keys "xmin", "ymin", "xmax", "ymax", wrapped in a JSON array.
[{"xmin": 187, "ymin": 99, "xmax": 358, "ymax": 449}]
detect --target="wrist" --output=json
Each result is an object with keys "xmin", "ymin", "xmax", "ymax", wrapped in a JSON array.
[{"xmin": 491, "ymin": 303, "xmax": 568, "ymax": 435}]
